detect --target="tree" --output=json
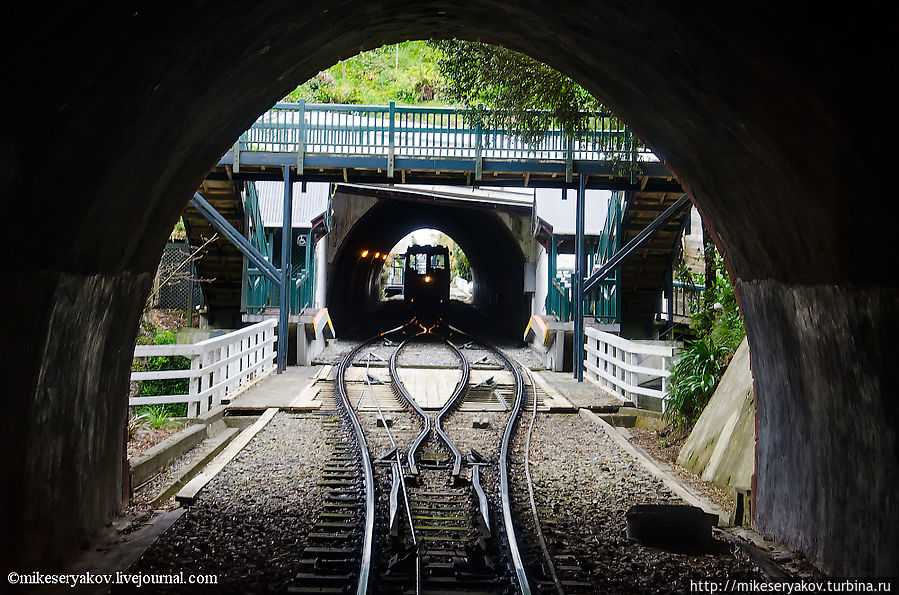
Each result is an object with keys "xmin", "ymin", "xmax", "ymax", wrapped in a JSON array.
[
  {"xmin": 283, "ymin": 41, "xmax": 444, "ymax": 105},
  {"xmin": 429, "ymin": 40, "xmax": 603, "ymax": 141},
  {"xmin": 435, "ymin": 232, "xmax": 472, "ymax": 281}
]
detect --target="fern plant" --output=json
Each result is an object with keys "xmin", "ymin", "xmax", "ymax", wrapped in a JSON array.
[{"xmin": 663, "ymin": 336, "xmax": 727, "ymax": 437}]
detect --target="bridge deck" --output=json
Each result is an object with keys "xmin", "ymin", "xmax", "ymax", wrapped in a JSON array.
[
  {"xmin": 213, "ymin": 153, "xmax": 681, "ymax": 191},
  {"xmin": 209, "ymin": 102, "xmax": 681, "ymax": 191}
]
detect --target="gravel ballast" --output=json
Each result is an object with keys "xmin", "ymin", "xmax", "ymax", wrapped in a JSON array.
[
  {"xmin": 119, "ymin": 337, "xmax": 774, "ymax": 593},
  {"xmin": 119, "ymin": 413, "xmax": 331, "ymax": 592},
  {"xmin": 508, "ymin": 412, "xmax": 766, "ymax": 593}
]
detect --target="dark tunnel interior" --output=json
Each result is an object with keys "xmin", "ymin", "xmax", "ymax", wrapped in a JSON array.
[
  {"xmin": 2, "ymin": 3, "xmax": 897, "ymax": 578},
  {"xmin": 328, "ymin": 199, "xmax": 527, "ymax": 339}
]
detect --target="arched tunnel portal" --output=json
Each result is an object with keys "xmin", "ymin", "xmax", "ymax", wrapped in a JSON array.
[
  {"xmin": 329, "ymin": 200, "xmax": 527, "ymax": 338},
  {"xmin": 3, "ymin": 3, "xmax": 897, "ymax": 577}
]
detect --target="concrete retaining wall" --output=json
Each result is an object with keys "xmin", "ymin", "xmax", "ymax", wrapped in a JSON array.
[{"xmin": 677, "ymin": 338, "xmax": 755, "ymax": 500}]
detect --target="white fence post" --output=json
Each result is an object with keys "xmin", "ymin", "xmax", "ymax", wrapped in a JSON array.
[
  {"xmin": 198, "ymin": 349, "xmax": 210, "ymax": 414},
  {"xmin": 189, "ymin": 353, "xmax": 200, "ymax": 417},
  {"xmin": 129, "ymin": 320, "xmax": 278, "ymax": 417},
  {"xmin": 582, "ymin": 326, "xmax": 680, "ymax": 409}
]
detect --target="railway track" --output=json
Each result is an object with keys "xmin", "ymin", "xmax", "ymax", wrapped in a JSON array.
[
  {"xmin": 303, "ymin": 319, "xmax": 534, "ymax": 594},
  {"xmin": 290, "ymin": 415, "xmax": 367, "ymax": 594},
  {"xmin": 516, "ymin": 366, "xmax": 591, "ymax": 595}
]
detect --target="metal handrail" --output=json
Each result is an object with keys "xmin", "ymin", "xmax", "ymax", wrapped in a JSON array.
[
  {"xmin": 237, "ymin": 101, "xmax": 654, "ymax": 163},
  {"xmin": 244, "ymin": 248, "xmax": 315, "ymax": 315}
]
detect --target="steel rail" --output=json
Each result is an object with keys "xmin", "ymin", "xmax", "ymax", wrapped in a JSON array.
[
  {"xmin": 333, "ymin": 322, "xmax": 411, "ymax": 595},
  {"xmin": 432, "ymin": 338, "xmax": 470, "ymax": 477},
  {"xmin": 448, "ymin": 326, "xmax": 532, "ymax": 595},
  {"xmin": 520, "ymin": 364, "xmax": 565, "ymax": 595},
  {"xmin": 360, "ymin": 340, "xmax": 421, "ymax": 595},
  {"xmin": 388, "ymin": 333, "xmax": 432, "ymax": 475}
]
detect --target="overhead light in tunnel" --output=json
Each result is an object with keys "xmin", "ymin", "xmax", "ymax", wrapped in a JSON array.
[
  {"xmin": 361, "ymin": 250, "xmax": 369, "ymax": 258},
  {"xmin": 374, "ymin": 252, "xmax": 380, "ymax": 259}
]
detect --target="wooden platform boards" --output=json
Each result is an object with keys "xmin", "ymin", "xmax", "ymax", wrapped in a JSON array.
[
  {"xmin": 225, "ymin": 365, "xmax": 325, "ymax": 411},
  {"xmin": 225, "ymin": 363, "xmax": 576, "ymax": 415}
]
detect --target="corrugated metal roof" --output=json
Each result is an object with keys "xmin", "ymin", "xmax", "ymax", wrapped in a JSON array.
[
  {"xmin": 255, "ymin": 181, "xmax": 329, "ymax": 228},
  {"xmin": 534, "ymin": 188, "xmax": 609, "ymax": 236}
]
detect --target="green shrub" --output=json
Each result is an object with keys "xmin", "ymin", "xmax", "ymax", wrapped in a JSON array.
[
  {"xmin": 663, "ymin": 337, "xmax": 727, "ymax": 437},
  {"xmin": 684, "ymin": 248, "xmax": 745, "ymax": 353},
  {"xmin": 133, "ymin": 327, "xmax": 190, "ymax": 418},
  {"xmin": 143, "ymin": 405, "xmax": 175, "ymax": 430},
  {"xmin": 664, "ymin": 245, "xmax": 746, "ymax": 436}
]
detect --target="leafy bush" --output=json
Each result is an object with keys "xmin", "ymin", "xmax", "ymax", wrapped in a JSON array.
[
  {"xmin": 133, "ymin": 327, "xmax": 190, "ymax": 418},
  {"xmin": 450, "ymin": 242, "xmax": 471, "ymax": 281},
  {"xmin": 663, "ymin": 337, "xmax": 727, "ymax": 437},
  {"xmin": 682, "ymin": 247, "xmax": 745, "ymax": 354},
  {"xmin": 664, "ymin": 245, "xmax": 746, "ymax": 435},
  {"xmin": 284, "ymin": 41, "xmax": 446, "ymax": 106}
]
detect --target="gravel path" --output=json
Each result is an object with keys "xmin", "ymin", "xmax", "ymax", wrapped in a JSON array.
[
  {"xmin": 629, "ymin": 427, "xmax": 736, "ymax": 515},
  {"xmin": 128, "ymin": 439, "xmax": 215, "ymax": 513},
  {"xmin": 509, "ymin": 413, "xmax": 765, "ymax": 593},
  {"xmin": 119, "ymin": 413, "xmax": 331, "ymax": 593}
]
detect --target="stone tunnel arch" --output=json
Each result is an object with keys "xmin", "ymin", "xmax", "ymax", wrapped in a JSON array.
[
  {"xmin": 3, "ymin": 3, "xmax": 896, "ymax": 577},
  {"xmin": 328, "ymin": 200, "xmax": 527, "ymax": 338}
]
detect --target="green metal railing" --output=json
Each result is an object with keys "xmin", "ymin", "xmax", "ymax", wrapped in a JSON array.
[
  {"xmin": 584, "ymin": 278, "xmax": 618, "ymax": 323},
  {"xmin": 670, "ymin": 280, "xmax": 705, "ymax": 319},
  {"xmin": 547, "ymin": 279, "xmax": 572, "ymax": 322},
  {"xmin": 596, "ymin": 191, "xmax": 625, "ymax": 265},
  {"xmin": 244, "ymin": 256, "xmax": 315, "ymax": 315},
  {"xmin": 584, "ymin": 190, "xmax": 624, "ymax": 323},
  {"xmin": 242, "ymin": 181, "xmax": 317, "ymax": 316},
  {"xmin": 546, "ymin": 273, "xmax": 618, "ymax": 324},
  {"xmin": 236, "ymin": 101, "xmax": 653, "ymax": 163},
  {"xmin": 291, "ymin": 255, "xmax": 316, "ymax": 313},
  {"xmin": 544, "ymin": 191, "xmax": 624, "ymax": 324},
  {"xmin": 245, "ymin": 182, "xmax": 270, "ymax": 259},
  {"xmin": 242, "ymin": 182, "xmax": 273, "ymax": 315}
]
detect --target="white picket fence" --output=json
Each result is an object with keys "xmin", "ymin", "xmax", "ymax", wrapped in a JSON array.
[
  {"xmin": 130, "ymin": 320, "xmax": 277, "ymax": 417},
  {"xmin": 583, "ymin": 326, "xmax": 679, "ymax": 409}
]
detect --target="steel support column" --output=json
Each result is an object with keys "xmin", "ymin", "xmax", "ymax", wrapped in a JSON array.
[
  {"xmin": 278, "ymin": 167, "xmax": 293, "ymax": 372},
  {"xmin": 573, "ymin": 175, "xmax": 586, "ymax": 382}
]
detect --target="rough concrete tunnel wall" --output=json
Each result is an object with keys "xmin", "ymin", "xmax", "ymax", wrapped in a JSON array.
[
  {"xmin": 2, "ymin": 3, "xmax": 897, "ymax": 576},
  {"xmin": 740, "ymin": 282, "xmax": 899, "ymax": 575},
  {"xmin": 327, "ymin": 199, "xmax": 527, "ymax": 338}
]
